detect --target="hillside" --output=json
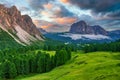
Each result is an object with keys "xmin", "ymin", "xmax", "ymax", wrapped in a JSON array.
[
  {"xmin": 0, "ymin": 29, "xmax": 22, "ymax": 50},
  {"xmin": 0, "ymin": 4, "xmax": 44, "ymax": 45},
  {"xmin": 17, "ymin": 52, "xmax": 120, "ymax": 80}
]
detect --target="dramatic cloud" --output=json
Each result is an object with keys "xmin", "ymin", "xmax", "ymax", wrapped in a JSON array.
[
  {"xmin": 61, "ymin": 0, "xmax": 120, "ymax": 18},
  {"xmin": 60, "ymin": 0, "xmax": 69, "ymax": 3},
  {"xmin": 27, "ymin": 0, "xmax": 55, "ymax": 10},
  {"xmin": 53, "ymin": 6, "xmax": 74, "ymax": 17},
  {"xmin": 0, "ymin": 0, "xmax": 120, "ymax": 32},
  {"xmin": 33, "ymin": 20, "xmax": 70, "ymax": 32},
  {"xmin": 43, "ymin": 3, "xmax": 53, "ymax": 9},
  {"xmin": 55, "ymin": 17, "xmax": 77, "ymax": 25}
]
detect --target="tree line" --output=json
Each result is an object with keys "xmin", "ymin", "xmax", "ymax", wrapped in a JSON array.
[
  {"xmin": 0, "ymin": 47, "xmax": 71, "ymax": 79},
  {"xmin": 83, "ymin": 40, "xmax": 120, "ymax": 53}
]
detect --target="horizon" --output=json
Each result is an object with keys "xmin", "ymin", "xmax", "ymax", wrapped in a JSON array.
[{"xmin": 0, "ymin": 0, "xmax": 120, "ymax": 32}]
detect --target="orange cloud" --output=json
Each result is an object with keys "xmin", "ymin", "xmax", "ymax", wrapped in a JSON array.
[
  {"xmin": 60, "ymin": 0, "xmax": 69, "ymax": 3},
  {"xmin": 43, "ymin": 3, "xmax": 53, "ymax": 9},
  {"xmin": 55, "ymin": 17, "xmax": 77, "ymax": 24},
  {"xmin": 33, "ymin": 20, "xmax": 52, "ymax": 29},
  {"xmin": 41, "ymin": 26, "xmax": 49, "ymax": 29},
  {"xmin": 33, "ymin": 20, "xmax": 39, "ymax": 26},
  {"xmin": 41, "ymin": 11, "xmax": 50, "ymax": 16},
  {"xmin": 33, "ymin": 20, "xmax": 73, "ymax": 32}
]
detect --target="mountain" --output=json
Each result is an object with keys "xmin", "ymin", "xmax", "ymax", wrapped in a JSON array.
[
  {"xmin": 44, "ymin": 33, "xmax": 111, "ymax": 44},
  {"xmin": 44, "ymin": 30, "xmax": 120, "ymax": 44},
  {"xmin": 69, "ymin": 20, "xmax": 108, "ymax": 35},
  {"xmin": 108, "ymin": 30, "xmax": 120, "ymax": 40},
  {"xmin": 38, "ymin": 28, "xmax": 47, "ymax": 34},
  {"xmin": 44, "ymin": 21, "xmax": 120, "ymax": 43},
  {"xmin": 0, "ymin": 4, "xmax": 44, "ymax": 45},
  {"xmin": 0, "ymin": 28, "xmax": 22, "ymax": 50},
  {"xmin": 109, "ymin": 30, "xmax": 120, "ymax": 35}
]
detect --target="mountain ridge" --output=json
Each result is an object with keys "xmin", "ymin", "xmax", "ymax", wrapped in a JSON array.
[
  {"xmin": 0, "ymin": 4, "xmax": 44, "ymax": 45},
  {"xmin": 43, "ymin": 21, "xmax": 120, "ymax": 43},
  {"xmin": 69, "ymin": 20, "xmax": 108, "ymax": 35}
]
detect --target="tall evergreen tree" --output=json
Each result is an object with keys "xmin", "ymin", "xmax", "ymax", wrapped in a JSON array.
[{"xmin": 2, "ymin": 60, "xmax": 17, "ymax": 78}]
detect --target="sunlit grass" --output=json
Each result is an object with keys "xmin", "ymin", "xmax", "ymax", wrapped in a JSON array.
[{"xmin": 16, "ymin": 52, "xmax": 120, "ymax": 80}]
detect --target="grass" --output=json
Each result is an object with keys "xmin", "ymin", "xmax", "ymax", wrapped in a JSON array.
[
  {"xmin": 0, "ymin": 29, "xmax": 22, "ymax": 50},
  {"xmin": 16, "ymin": 51, "xmax": 120, "ymax": 80},
  {"xmin": 36, "ymin": 50, "xmax": 56, "ymax": 56}
]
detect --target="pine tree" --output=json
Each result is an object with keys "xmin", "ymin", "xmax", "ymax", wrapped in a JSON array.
[
  {"xmin": 2, "ymin": 60, "xmax": 17, "ymax": 78},
  {"xmin": 45, "ymin": 54, "xmax": 51, "ymax": 72},
  {"xmin": 37, "ymin": 53, "xmax": 45, "ymax": 73}
]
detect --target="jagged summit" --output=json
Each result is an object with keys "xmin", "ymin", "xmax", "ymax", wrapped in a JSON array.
[
  {"xmin": 69, "ymin": 20, "xmax": 108, "ymax": 35},
  {"xmin": 0, "ymin": 4, "xmax": 44, "ymax": 45}
]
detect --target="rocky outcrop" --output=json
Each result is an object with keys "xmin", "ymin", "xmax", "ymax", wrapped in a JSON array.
[
  {"xmin": 69, "ymin": 20, "xmax": 108, "ymax": 35},
  {"xmin": 0, "ymin": 4, "xmax": 44, "ymax": 45}
]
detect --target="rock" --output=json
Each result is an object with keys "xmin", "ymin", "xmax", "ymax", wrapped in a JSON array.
[
  {"xmin": 0, "ymin": 4, "xmax": 44, "ymax": 45},
  {"xmin": 69, "ymin": 20, "xmax": 108, "ymax": 35}
]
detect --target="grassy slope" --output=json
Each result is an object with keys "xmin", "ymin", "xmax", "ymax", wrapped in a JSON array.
[
  {"xmin": 35, "ymin": 50, "xmax": 55, "ymax": 56},
  {"xmin": 0, "ymin": 29, "xmax": 21, "ymax": 50},
  {"xmin": 16, "ymin": 52, "xmax": 120, "ymax": 80}
]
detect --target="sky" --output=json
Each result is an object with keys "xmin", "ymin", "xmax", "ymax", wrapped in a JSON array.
[{"xmin": 0, "ymin": 0, "xmax": 120, "ymax": 32}]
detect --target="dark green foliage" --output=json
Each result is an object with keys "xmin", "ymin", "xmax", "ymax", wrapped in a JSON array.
[
  {"xmin": 37, "ymin": 53, "xmax": 46, "ymax": 73},
  {"xmin": 0, "ymin": 29, "xmax": 22, "ymax": 50},
  {"xmin": 54, "ymin": 49, "xmax": 71, "ymax": 67},
  {"xmin": 83, "ymin": 40, "xmax": 120, "ymax": 53},
  {"xmin": 0, "ymin": 45, "xmax": 72, "ymax": 79},
  {"xmin": 1, "ymin": 60, "xmax": 17, "ymax": 79},
  {"xmin": 45, "ymin": 54, "xmax": 51, "ymax": 72},
  {"xmin": 0, "ymin": 30, "xmax": 73, "ymax": 79}
]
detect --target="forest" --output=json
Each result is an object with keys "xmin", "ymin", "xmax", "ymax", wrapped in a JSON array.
[
  {"xmin": 0, "ymin": 41, "xmax": 72, "ymax": 79},
  {"xmin": 83, "ymin": 40, "xmax": 120, "ymax": 53},
  {"xmin": 0, "ymin": 38, "xmax": 120, "ymax": 79}
]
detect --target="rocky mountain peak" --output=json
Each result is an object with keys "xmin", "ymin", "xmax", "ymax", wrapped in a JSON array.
[
  {"xmin": 0, "ymin": 4, "xmax": 44, "ymax": 45},
  {"xmin": 69, "ymin": 20, "xmax": 108, "ymax": 35}
]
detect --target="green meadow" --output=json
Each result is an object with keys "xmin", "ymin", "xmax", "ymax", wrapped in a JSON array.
[{"xmin": 16, "ymin": 51, "xmax": 120, "ymax": 80}]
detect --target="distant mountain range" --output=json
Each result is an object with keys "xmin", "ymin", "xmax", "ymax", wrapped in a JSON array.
[
  {"xmin": 0, "ymin": 4, "xmax": 44, "ymax": 45},
  {"xmin": 44, "ymin": 21, "xmax": 120, "ymax": 43}
]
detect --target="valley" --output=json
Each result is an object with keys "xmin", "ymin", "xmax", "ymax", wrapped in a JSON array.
[
  {"xmin": 0, "ymin": 1, "xmax": 120, "ymax": 80},
  {"xmin": 16, "ymin": 51, "xmax": 120, "ymax": 80}
]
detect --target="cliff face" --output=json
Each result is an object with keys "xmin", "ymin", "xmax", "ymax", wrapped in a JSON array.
[
  {"xmin": 0, "ymin": 4, "xmax": 44, "ymax": 45},
  {"xmin": 69, "ymin": 21, "xmax": 108, "ymax": 35}
]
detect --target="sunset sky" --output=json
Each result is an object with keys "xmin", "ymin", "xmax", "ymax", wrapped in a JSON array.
[{"xmin": 0, "ymin": 0, "xmax": 120, "ymax": 32}]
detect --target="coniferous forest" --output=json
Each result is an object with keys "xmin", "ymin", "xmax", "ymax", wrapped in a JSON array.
[
  {"xmin": 0, "ymin": 41, "xmax": 72, "ymax": 79},
  {"xmin": 83, "ymin": 40, "xmax": 120, "ymax": 53}
]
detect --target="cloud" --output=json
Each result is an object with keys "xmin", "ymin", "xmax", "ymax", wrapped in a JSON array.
[
  {"xmin": 27, "ymin": 0, "xmax": 55, "ymax": 10},
  {"xmin": 55, "ymin": 17, "xmax": 77, "ymax": 25},
  {"xmin": 53, "ymin": 6, "xmax": 74, "ymax": 17},
  {"xmin": 40, "ymin": 3, "xmax": 75, "ymax": 18},
  {"xmin": 1, "ymin": 0, "xmax": 120, "ymax": 32},
  {"xmin": 106, "ymin": 11, "xmax": 120, "ymax": 19},
  {"xmin": 27, "ymin": 0, "xmax": 75, "ymax": 21},
  {"xmin": 40, "ymin": 5, "xmax": 74, "ymax": 18},
  {"xmin": 30, "ymin": 0, "xmax": 120, "ymax": 32},
  {"xmin": 60, "ymin": 0, "xmax": 69, "ymax": 3},
  {"xmin": 43, "ymin": 3, "xmax": 53, "ymax": 9},
  {"xmin": 0, "ymin": 0, "xmax": 15, "ymax": 7},
  {"xmin": 19, "ymin": 7, "xmax": 30, "ymax": 11},
  {"xmin": 60, "ymin": 0, "xmax": 120, "ymax": 18},
  {"xmin": 33, "ymin": 20, "xmax": 72, "ymax": 32}
]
